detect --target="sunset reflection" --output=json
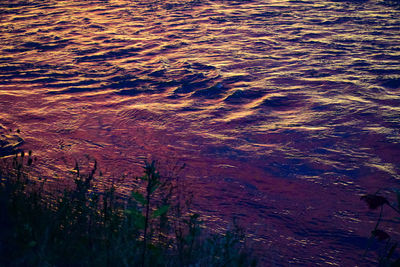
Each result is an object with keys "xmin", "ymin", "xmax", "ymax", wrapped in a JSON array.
[{"xmin": 1, "ymin": 0, "xmax": 399, "ymax": 265}]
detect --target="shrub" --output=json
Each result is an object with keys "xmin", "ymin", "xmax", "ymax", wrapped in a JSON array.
[{"xmin": 0, "ymin": 153, "xmax": 257, "ymax": 266}]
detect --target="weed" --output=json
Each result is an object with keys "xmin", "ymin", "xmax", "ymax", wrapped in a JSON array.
[{"xmin": 0, "ymin": 153, "xmax": 257, "ymax": 266}]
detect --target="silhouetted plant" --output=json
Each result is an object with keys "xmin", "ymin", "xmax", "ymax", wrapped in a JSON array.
[
  {"xmin": 0, "ymin": 152, "xmax": 258, "ymax": 266},
  {"xmin": 361, "ymin": 190, "xmax": 400, "ymax": 266},
  {"xmin": 126, "ymin": 160, "xmax": 171, "ymax": 266}
]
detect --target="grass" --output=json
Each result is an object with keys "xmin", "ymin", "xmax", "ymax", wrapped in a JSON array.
[{"xmin": 0, "ymin": 152, "xmax": 257, "ymax": 267}]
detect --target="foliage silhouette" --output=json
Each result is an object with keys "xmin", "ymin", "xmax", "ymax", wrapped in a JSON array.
[
  {"xmin": 0, "ymin": 152, "xmax": 257, "ymax": 266},
  {"xmin": 361, "ymin": 190, "xmax": 400, "ymax": 266}
]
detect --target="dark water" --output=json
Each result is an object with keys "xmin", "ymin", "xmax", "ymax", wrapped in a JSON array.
[{"xmin": 1, "ymin": 0, "xmax": 400, "ymax": 265}]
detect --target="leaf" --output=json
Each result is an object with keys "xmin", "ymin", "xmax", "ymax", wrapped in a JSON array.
[
  {"xmin": 126, "ymin": 209, "xmax": 145, "ymax": 229},
  {"xmin": 135, "ymin": 215, "xmax": 145, "ymax": 229},
  {"xmin": 152, "ymin": 205, "xmax": 170, "ymax": 218},
  {"xmin": 150, "ymin": 182, "xmax": 160, "ymax": 194},
  {"xmin": 372, "ymin": 229, "xmax": 390, "ymax": 241},
  {"xmin": 126, "ymin": 208, "xmax": 142, "ymax": 217},
  {"xmin": 361, "ymin": 194, "xmax": 388, "ymax": 209},
  {"xmin": 125, "ymin": 209, "xmax": 133, "ymax": 215},
  {"xmin": 132, "ymin": 191, "xmax": 146, "ymax": 205}
]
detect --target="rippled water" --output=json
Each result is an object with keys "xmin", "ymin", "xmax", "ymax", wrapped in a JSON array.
[{"xmin": 1, "ymin": 0, "xmax": 400, "ymax": 265}]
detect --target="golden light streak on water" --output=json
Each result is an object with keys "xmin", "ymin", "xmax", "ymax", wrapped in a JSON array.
[{"xmin": 0, "ymin": 0, "xmax": 399, "ymax": 265}]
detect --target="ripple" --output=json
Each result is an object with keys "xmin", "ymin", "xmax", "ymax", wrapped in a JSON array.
[
  {"xmin": 224, "ymin": 89, "xmax": 265, "ymax": 104},
  {"xmin": 1, "ymin": 0, "xmax": 399, "ymax": 265}
]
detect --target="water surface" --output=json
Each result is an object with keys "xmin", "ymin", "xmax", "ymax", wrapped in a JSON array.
[{"xmin": 1, "ymin": 0, "xmax": 400, "ymax": 265}]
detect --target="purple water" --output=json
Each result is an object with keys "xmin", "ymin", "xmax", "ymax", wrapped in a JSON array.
[{"xmin": 1, "ymin": 0, "xmax": 399, "ymax": 265}]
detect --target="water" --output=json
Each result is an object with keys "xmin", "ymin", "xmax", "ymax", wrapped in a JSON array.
[{"xmin": 1, "ymin": 0, "xmax": 400, "ymax": 265}]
